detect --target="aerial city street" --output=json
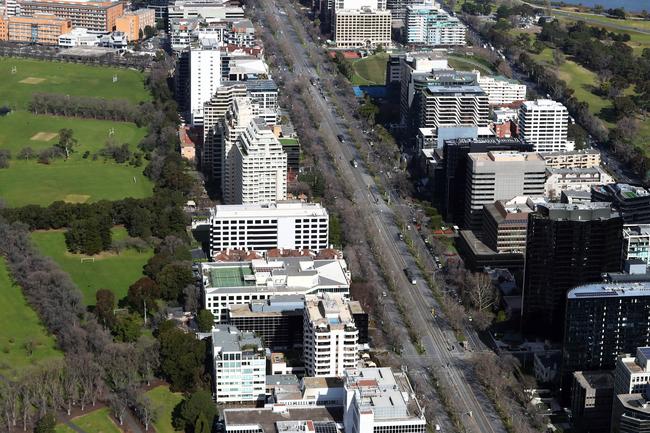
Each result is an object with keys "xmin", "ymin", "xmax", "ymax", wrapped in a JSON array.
[{"xmin": 0, "ymin": 0, "xmax": 650, "ymax": 432}]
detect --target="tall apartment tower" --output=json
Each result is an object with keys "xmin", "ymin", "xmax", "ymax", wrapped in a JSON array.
[
  {"xmin": 405, "ymin": 4, "xmax": 466, "ymax": 47},
  {"xmin": 563, "ymin": 284, "xmax": 650, "ymax": 375},
  {"xmin": 303, "ymin": 294, "xmax": 359, "ymax": 377},
  {"xmin": 225, "ymin": 117, "xmax": 287, "ymax": 204},
  {"xmin": 523, "ymin": 203, "xmax": 623, "ymax": 338},
  {"xmin": 189, "ymin": 40, "xmax": 221, "ymax": 125},
  {"xmin": 611, "ymin": 347, "xmax": 650, "ymax": 433},
  {"xmin": 518, "ymin": 99, "xmax": 573, "ymax": 152},
  {"xmin": 464, "ymin": 151, "xmax": 546, "ymax": 231},
  {"xmin": 202, "ymin": 84, "xmax": 247, "ymax": 179}
]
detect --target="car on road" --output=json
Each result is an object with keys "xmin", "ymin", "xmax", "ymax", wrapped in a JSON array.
[
  {"xmin": 404, "ymin": 268, "xmax": 416, "ymax": 285},
  {"xmin": 337, "ymin": 134, "xmax": 345, "ymax": 143},
  {"xmin": 350, "ymin": 159, "xmax": 358, "ymax": 168}
]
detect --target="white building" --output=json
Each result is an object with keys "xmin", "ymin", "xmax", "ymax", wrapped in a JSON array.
[
  {"xmin": 334, "ymin": 8, "xmax": 391, "ymax": 49},
  {"xmin": 220, "ymin": 97, "xmax": 259, "ymax": 194},
  {"xmin": 343, "ymin": 368, "xmax": 427, "ymax": 433},
  {"xmin": 476, "ymin": 71, "xmax": 526, "ymax": 105},
  {"xmin": 58, "ymin": 28, "xmax": 101, "ymax": 47},
  {"xmin": 614, "ymin": 347, "xmax": 650, "ymax": 395},
  {"xmin": 623, "ymin": 225, "xmax": 650, "ymax": 266},
  {"xmin": 167, "ymin": 1, "xmax": 244, "ymax": 28},
  {"xmin": 544, "ymin": 166, "xmax": 614, "ymax": 200},
  {"xmin": 189, "ymin": 39, "xmax": 221, "ymax": 125},
  {"xmin": 541, "ymin": 149, "xmax": 601, "ymax": 169},
  {"xmin": 334, "ymin": 0, "xmax": 385, "ymax": 11},
  {"xmin": 518, "ymin": 99, "xmax": 574, "ymax": 153},
  {"xmin": 208, "ymin": 202, "xmax": 329, "ymax": 257},
  {"xmin": 303, "ymin": 294, "xmax": 359, "ymax": 377},
  {"xmin": 212, "ymin": 325, "xmax": 266, "ymax": 403},
  {"xmin": 201, "ymin": 257, "xmax": 351, "ymax": 322},
  {"xmin": 226, "ymin": 117, "xmax": 287, "ymax": 204},
  {"xmin": 405, "ymin": 5, "xmax": 466, "ymax": 47}
]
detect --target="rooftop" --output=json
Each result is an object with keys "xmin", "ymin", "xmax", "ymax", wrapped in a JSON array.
[
  {"xmin": 210, "ymin": 201, "xmax": 327, "ymax": 219},
  {"xmin": 212, "ymin": 325, "xmax": 264, "ymax": 354},
  {"xmin": 305, "ymin": 294, "xmax": 357, "ymax": 331},
  {"xmin": 624, "ymin": 225, "xmax": 650, "ymax": 237},
  {"xmin": 573, "ymin": 370, "xmax": 614, "ymax": 391},
  {"xmin": 223, "ymin": 406, "xmax": 343, "ymax": 433},
  {"xmin": 522, "ymin": 99, "xmax": 567, "ymax": 110},
  {"xmin": 593, "ymin": 183, "xmax": 650, "ymax": 200},
  {"xmin": 469, "ymin": 151, "xmax": 544, "ymax": 163},
  {"xmin": 229, "ymin": 296, "xmax": 305, "ymax": 318},
  {"xmin": 201, "ymin": 257, "xmax": 350, "ymax": 294},
  {"xmin": 568, "ymin": 282, "xmax": 650, "ymax": 299}
]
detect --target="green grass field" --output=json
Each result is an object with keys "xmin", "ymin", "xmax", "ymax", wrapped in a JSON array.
[
  {"xmin": 556, "ymin": 16, "xmax": 650, "ymax": 54},
  {"xmin": 350, "ymin": 53, "xmax": 388, "ymax": 85},
  {"xmin": 55, "ymin": 408, "xmax": 124, "ymax": 433},
  {"xmin": 448, "ymin": 55, "xmax": 496, "ymax": 74},
  {"xmin": 31, "ymin": 227, "xmax": 153, "ymax": 305},
  {"xmin": 0, "ymin": 159, "xmax": 153, "ymax": 207},
  {"xmin": 146, "ymin": 385, "xmax": 184, "ymax": 433},
  {"xmin": 554, "ymin": 9, "xmax": 650, "ymax": 33},
  {"xmin": 0, "ymin": 111, "xmax": 146, "ymax": 155},
  {"xmin": 0, "ymin": 57, "xmax": 150, "ymax": 109},
  {"xmin": 0, "ymin": 258, "xmax": 61, "ymax": 379}
]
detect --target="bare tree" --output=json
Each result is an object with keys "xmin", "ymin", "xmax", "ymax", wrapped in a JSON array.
[
  {"xmin": 134, "ymin": 394, "xmax": 157, "ymax": 431},
  {"xmin": 108, "ymin": 392, "xmax": 130, "ymax": 426},
  {"xmin": 464, "ymin": 272, "xmax": 497, "ymax": 312}
]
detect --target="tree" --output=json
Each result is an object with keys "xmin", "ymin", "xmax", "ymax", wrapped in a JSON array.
[
  {"xmin": 95, "ymin": 289, "xmax": 116, "ymax": 328},
  {"xmin": 464, "ymin": 272, "xmax": 497, "ymax": 312},
  {"xmin": 134, "ymin": 394, "xmax": 156, "ymax": 431},
  {"xmin": 144, "ymin": 25, "xmax": 156, "ymax": 39},
  {"xmin": 127, "ymin": 277, "xmax": 160, "ymax": 316},
  {"xmin": 613, "ymin": 96, "xmax": 636, "ymax": 120},
  {"xmin": 156, "ymin": 263, "xmax": 193, "ymax": 302},
  {"xmin": 552, "ymin": 49, "xmax": 565, "ymax": 66},
  {"xmin": 194, "ymin": 412, "xmax": 211, "ymax": 433},
  {"xmin": 55, "ymin": 128, "xmax": 77, "ymax": 159},
  {"xmin": 64, "ymin": 216, "xmax": 112, "ymax": 255},
  {"xmin": 0, "ymin": 149, "xmax": 10, "ymax": 169},
  {"xmin": 172, "ymin": 390, "xmax": 217, "ymax": 432},
  {"xmin": 113, "ymin": 313, "xmax": 142, "ymax": 343},
  {"xmin": 196, "ymin": 310, "xmax": 214, "ymax": 332},
  {"xmin": 157, "ymin": 321, "xmax": 206, "ymax": 391},
  {"xmin": 34, "ymin": 412, "xmax": 56, "ymax": 433}
]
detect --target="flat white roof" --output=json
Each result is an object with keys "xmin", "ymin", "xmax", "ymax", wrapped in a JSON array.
[{"xmin": 211, "ymin": 201, "xmax": 328, "ymax": 219}]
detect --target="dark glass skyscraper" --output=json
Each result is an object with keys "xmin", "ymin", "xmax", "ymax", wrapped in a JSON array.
[{"xmin": 523, "ymin": 203, "xmax": 623, "ymax": 338}]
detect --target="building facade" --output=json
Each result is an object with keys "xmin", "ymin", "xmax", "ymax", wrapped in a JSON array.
[
  {"xmin": 570, "ymin": 371, "xmax": 614, "ymax": 433},
  {"xmin": 201, "ymin": 257, "xmax": 351, "ymax": 322},
  {"xmin": 0, "ymin": 13, "xmax": 71, "ymax": 44},
  {"xmin": 189, "ymin": 41, "xmax": 221, "ymax": 125},
  {"xmin": 544, "ymin": 167, "xmax": 614, "ymax": 200},
  {"xmin": 463, "ymin": 151, "xmax": 546, "ymax": 231},
  {"xmin": 115, "ymin": 8, "xmax": 155, "ymax": 41},
  {"xmin": 523, "ymin": 203, "xmax": 623, "ymax": 338},
  {"xmin": 541, "ymin": 149, "xmax": 601, "ymax": 169},
  {"xmin": 17, "ymin": 0, "xmax": 123, "ymax": 31},
  {"xmin": 333, "ymin": 8, "xmax": 391, "ymax": 49},
  {"xmin": 623, "ymin": 225, "xmax": 650, "ymax": 266},
  {"xmin": 225, "ymin": 117, "xmax": 287, "ymax": 205},
  {"xmin": 518, "ymin": 99, "xmax": 573, "ymax": 153},
  {"xmin": 208, "ymin": 202, "xmax": 329, "ymax": 257},
  {"xmin": 212, "ymin": 325, "xmax": 266, "ymax": 403},
  {"xmin": 476, "ymin": 72, "xmax": 526, "ymax": 105},
  {"xmin": 404, "ymin": 5, "xmax": 465, "ymax": 47},
  {"xmin": 482, "ymin": 196, "xmax": 542, "ymax": 254},
  {"xmin": 303, "ymin": 294, "xmax": 359, "ymax": 377}
]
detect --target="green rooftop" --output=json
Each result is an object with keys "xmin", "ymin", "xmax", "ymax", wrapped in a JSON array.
[
  {"xmin": 209, "ymin": 266, "xmax": 255, "ymax": 288},
  {"xmin": 279, "ymin": 138, "xmax": 300, "ymax": 145}
]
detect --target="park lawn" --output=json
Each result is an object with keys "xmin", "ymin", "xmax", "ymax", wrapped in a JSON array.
[
  {"xmin": 448, "ymin": 55, "xmax": 496, "ymax": 74},
  {"xmin": 533, "ymin": 49, "xmax": 613, "ymax": 125},
  {"xmin": 0, "ymin": 258, "xmax": 62, "ymax": 379},
  {"xmin": 351, "ymin": 53, "xmax": 388, "ymax": 85},
  {"xmin": 0, "ymin": 158, "xmax": 153, "ymax": 207},
  {"xmin": 557, "ymin": 16, "xmax": 650, "ymax": 55},
  {"xmin": 55, "ymin": 408, "xmax": 124, "ymax": 433},
  {"xmin": 31, "ymin": 227, "xmax": 153, "ymax": 305},
  {"xmin": 146, "ymin": 385, "xmax": 184, "ymax": 433},
  {"xmin": 0, "ymin": 110, "xmax": 147, "ymax": 155},
  {"xmin": 553, "ymin": 10, "xmax": 650, "ymax": 33},
  {"xmin": 0, "ymin": 57, "xmax": 150, "ymax": 109}
]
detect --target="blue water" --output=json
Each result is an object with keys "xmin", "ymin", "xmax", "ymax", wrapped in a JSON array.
[{"xmin": 554, "ymin": 0, "xmax": 647, "ymax": 13}]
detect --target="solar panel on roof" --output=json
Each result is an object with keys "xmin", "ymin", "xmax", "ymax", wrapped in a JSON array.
[{"xmin": 638, "ymin": 347, "xmax": 650, "ymax": 358}]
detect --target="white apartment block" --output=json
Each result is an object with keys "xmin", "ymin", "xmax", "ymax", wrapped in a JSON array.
[
  {"xmin": 464, "ymin": 151, "xmax": 546, "ymax": 230},
  {"xmin": 201, "ymin": 257, "xmax": 351, "ymax": 322},
  {"xmin": 167, "ymin": 2, "xmax": 244, "ymax": 27},
  {"xmin": 226, "ymin": 117, "xmax": 287, "ymax": 204},
  {"xmin": 190, "ymin": 41, "xmax": 221, "ymax": 125},
  {"xmin": 518, "ymin": 99, "xmax": 574, "ymax": 153},
  {"xmin": 221, "ymin": 97, "xmax": 259, "ymax": 194},
  {"xmin": 614, "ymin": 347, "xmax": 650, "ymax": 395},
  {"xmin": 405, "ymin": 5, "xmax": 466, "ymax": 47},
  {"xmin": 58, "ymin": 28, "xmax": 101, "ymax": 47},
  {"xmin": 208, "ymin": 202, "xmax": 329, "ymax": 257},
  {"xmin": 541, "ymin": 149, "xmax": 601, "ymax": 169},
  {"xmin": 212, "ymin": 325, "xmax": 266, "ymax": 403},
  {"xmin": 419, "ymin": 85, "xmax": 490, "ymax": 128},
  {"xmin": 303, "ymin": 294, "xmax": 359, "ymax": 377},
  {"xmin": 343, "ymin": 368, "xmax": 427, "ymax": 433},
  {"xmin": 623, "ymin": 225, "xmax": 650, "ymax": 266},
  {"xmin": 334, "ymin": 8, "xmax": 391, "ymax": 49},
  {"xmin": 334, "ymin": 0, "xmax": 385, "ymax": 11},
  {"xmin": 544, "ymin": 167, "xmax": 614, "ymax": 200},
  {"xmin": 476, "ymin": 71, "xmax": 526, "ymax": 105}
]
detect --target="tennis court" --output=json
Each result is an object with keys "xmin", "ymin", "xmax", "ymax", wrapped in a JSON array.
[{"xmin": 209, "ymin": 266, "xmax": 255, "ymax": 287}]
